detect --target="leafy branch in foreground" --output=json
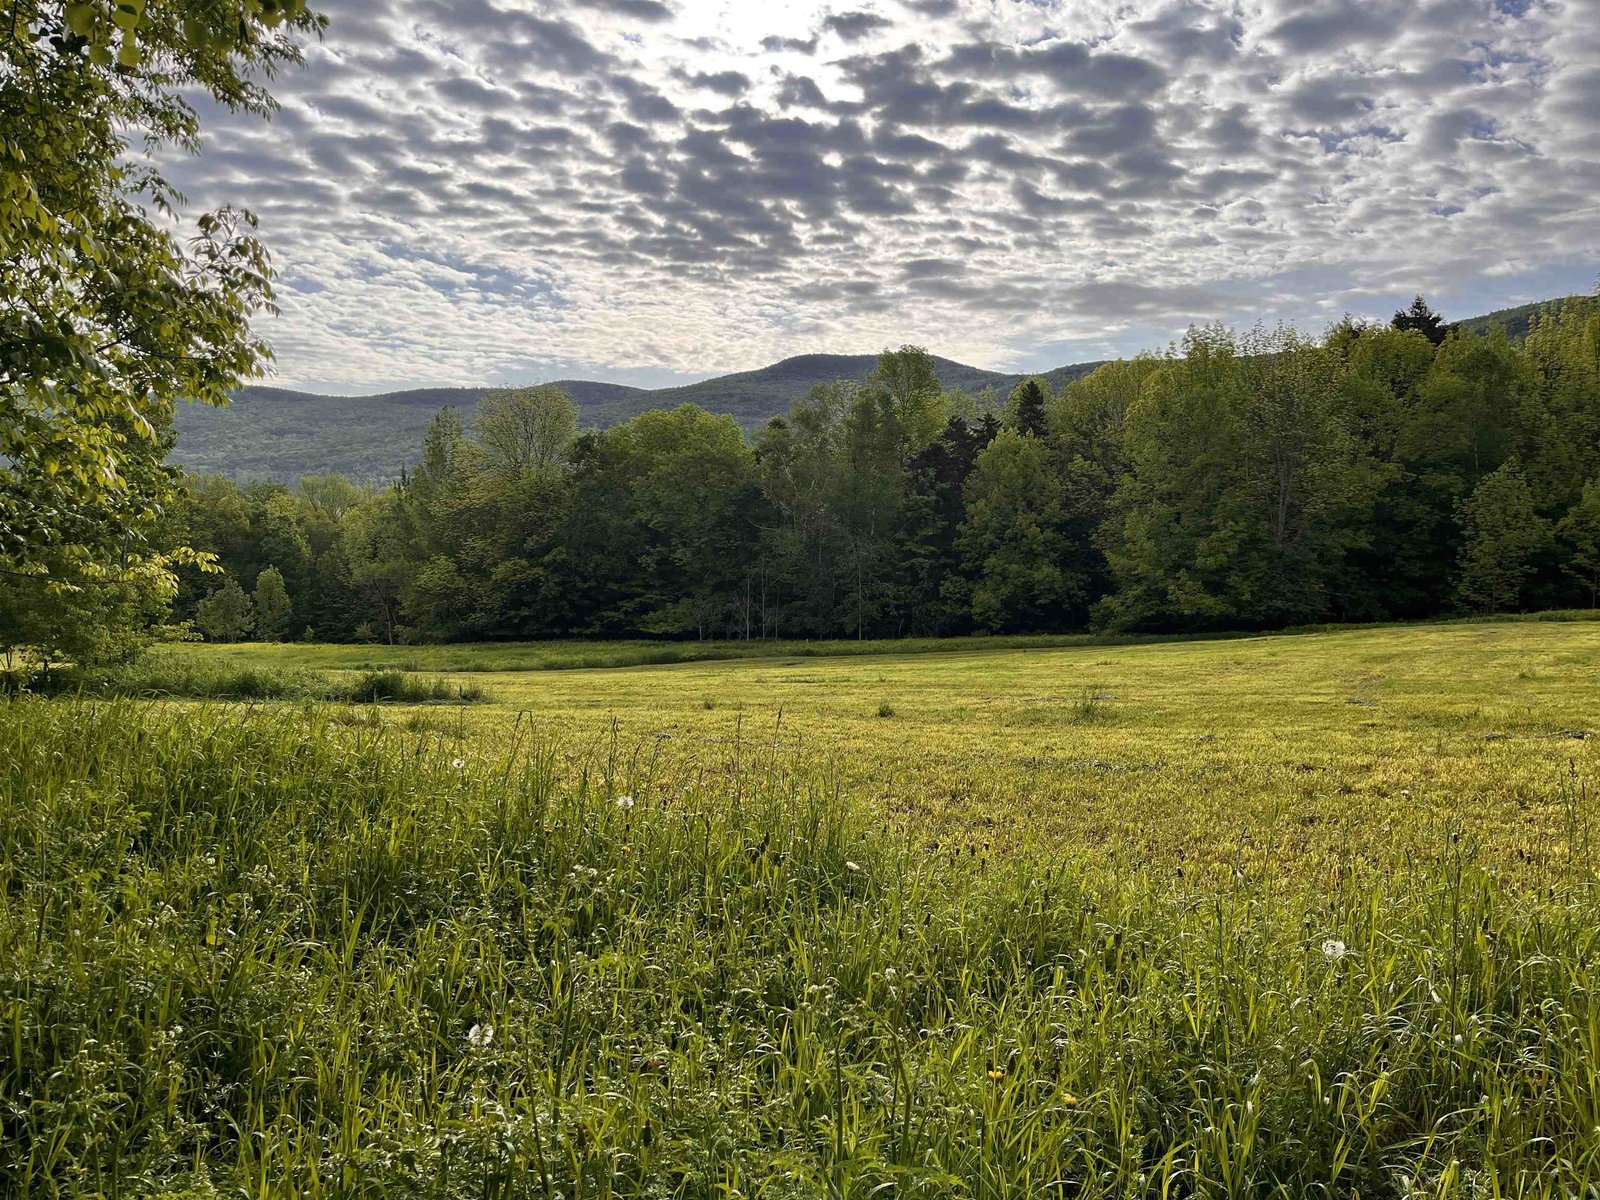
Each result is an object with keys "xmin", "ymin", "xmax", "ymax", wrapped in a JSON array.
[{"xmin": 0, "ymin": 0, "xmax": 322, "ymax": 665}]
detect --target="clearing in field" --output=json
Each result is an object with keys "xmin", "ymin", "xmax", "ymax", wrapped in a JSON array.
[{"xmin": 163, "ymin": 617, "xmax": 1599, "ymax": 878}]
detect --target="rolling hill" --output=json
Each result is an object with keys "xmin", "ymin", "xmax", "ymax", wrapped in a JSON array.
[
  {"xmin": 169, "ymin": 295, "xmax": 1588, "ymax": 482},
  {"xmin": 169, "ymin": 354, "xmax": 1105, "ymax": 481}
]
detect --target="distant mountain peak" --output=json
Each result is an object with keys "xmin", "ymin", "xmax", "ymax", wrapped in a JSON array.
[
  {"xmin": 174, "ymin": 352, "xmax": 1100, "ymax": 481},
  {"xmin": 171, "ymin": 297, "xmax": 1575, "ymax": 482}
]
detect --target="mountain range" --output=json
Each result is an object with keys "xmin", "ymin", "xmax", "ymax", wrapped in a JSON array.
[
  {"xmin": 169, "ymin": 297, "xmax": 1574, "ymax": 482},
  {"xmin": 170, "ymin": 353, "xmax": 1107, "ymax": 482}
]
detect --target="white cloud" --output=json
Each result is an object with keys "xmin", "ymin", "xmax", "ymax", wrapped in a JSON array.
[{"xmin": 161, "ymin": 0, "xmax": 1600, "ymax": 391}]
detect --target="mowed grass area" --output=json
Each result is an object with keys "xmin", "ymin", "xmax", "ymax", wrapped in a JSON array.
[{"xmin": 177, "ymin": 618, "xmax": 1599, "ymax": 879}]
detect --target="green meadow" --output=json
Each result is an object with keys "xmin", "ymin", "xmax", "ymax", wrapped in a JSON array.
[
  {"xmin": 5, "ymin": 618, "xmax": 1600, "ymax": 1195},
  {"xmin": 152, "ymin": 617, "xmax": 1597, "ymax": 874}
]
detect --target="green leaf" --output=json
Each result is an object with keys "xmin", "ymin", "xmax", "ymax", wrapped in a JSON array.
[
  {"xmin": 110, "ymin": 0, "xmax": 145, "ymax": 31},
  {"xmin": 65, "ymin": 3, "xmax": 97, "ymax": 37}
]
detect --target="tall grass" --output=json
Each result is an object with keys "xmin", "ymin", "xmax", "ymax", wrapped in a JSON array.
[
  {"xmin": 58, "ymin": 655, "xmax": 490, "ymax": 704},
  {"xmin": 2, "ymin": 699, "xmax": 1598, "ymax": 1196}
]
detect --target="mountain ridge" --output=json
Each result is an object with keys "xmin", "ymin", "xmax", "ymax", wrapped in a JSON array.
[
  {"xmin": 171, "ymin": 352, "xmax": 1106, "ymax": 481},
  {"xmin": 170, "ymin": 296, "xmax": 1587, "ymax": 482}
]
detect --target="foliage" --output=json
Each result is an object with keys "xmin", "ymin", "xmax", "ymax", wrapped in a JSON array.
[
  {"xmin": 194, "ymin": 577, "xmax": 254, "ymax": 642},
  {"xmin": 3, "ymin": 694, "xmax": 1599, "ymax": 1194},
  {"xmin": 1557, "ymin": 478, "xmax": 1600, "ymax": 607},
  {"xmin": 162, "ymin": 298, "xmax": 1600, "ymax": 644},
  {"xmin": 196, "ymin": 579, "xmax": 256, "ymax": 643},
  {"xmin": 168, "ymin": 360, "xmax": 1109, "ymax": 482},
  {"xmin": 0, "ymin": 0, "xmax": 321, "ymax": 666},
  {"xmin": 1456, "ymin": 460, "xmax": 1551, "ymax": 612},
  {"xmin": 1392, "ymin": 294, "xmax": 1448, "ymax": 345},
  {"xmin": 252, "ymin": 565, "xmax": 293, "ymax": 639},
  {"xmin": 54, "ymin": 652, "xmax": 490, "ymax": 703}
]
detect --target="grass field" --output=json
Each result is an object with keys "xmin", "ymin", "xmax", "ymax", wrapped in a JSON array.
[
  {"xmin": 6, "ymin": 618, "xmax": 1600, "ymax": 1195},
  {"xmin": 162, "ymin": 618, "xmax": 1598, "ymax": 877}
]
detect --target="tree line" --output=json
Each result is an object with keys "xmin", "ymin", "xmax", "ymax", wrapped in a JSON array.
[{"xmin": 156, "ymin": 296, "xmax": 1600, "ymax": 647}]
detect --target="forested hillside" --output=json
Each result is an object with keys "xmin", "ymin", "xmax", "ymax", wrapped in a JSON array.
[
  {"xmin": 165, "ymin": 296, "xmax": 1600, "ymax": 645},
  {"xmin": 171, "ymin": 354, "xmax": 1104, "ymax": 481}
]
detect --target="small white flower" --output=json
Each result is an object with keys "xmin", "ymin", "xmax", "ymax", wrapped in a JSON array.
[
  {"xmin": 615, "ymin": 795, "xmax": 635, "ymax": 810},
  {"xmin": 845, "ymin": 860, "xmax": 861, "ymax": 873},
  {"xmin": 452, "ymin": 758, "xmax": 465, "ymax": 770},
  {"xmin": 1321, "ymin": 938, "xmax": 1348, "ymax": 961},
  {"xmin": 1401, "ymin": 788, "xmax": 1412, "ymax": 797},
  {"xmin": 467, "ymin": 1023, "xmax": 494, "ymax": 1049}
]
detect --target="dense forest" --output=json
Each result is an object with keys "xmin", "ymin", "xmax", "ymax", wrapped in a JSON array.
[{"xmin": 146, "ymin": 295, "xmax": 1600, "ymax": 647}]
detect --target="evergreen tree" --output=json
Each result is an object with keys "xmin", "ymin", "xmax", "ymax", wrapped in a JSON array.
[
  {"xmin": 1008, "ymin": 378, "xmax": 1050, "ymax": 438},
  {"xmin": 1392, "ymin": 295, "xmax": 1448, "ymax": 346}
]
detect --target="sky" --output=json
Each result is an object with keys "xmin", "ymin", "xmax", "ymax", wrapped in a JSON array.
[{"xmin": 165, "ymin": 0, "xmax": 1600, "ymax": 394}]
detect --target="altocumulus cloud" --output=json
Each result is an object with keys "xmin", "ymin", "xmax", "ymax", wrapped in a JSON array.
[{"xmin": 161, "ymin": 0, "xmax": 1600, "ymax": 392}]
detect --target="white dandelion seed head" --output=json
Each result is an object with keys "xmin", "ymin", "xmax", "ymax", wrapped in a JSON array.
[
  {"xmin": 845, "ymin": 860, "xmax": 861, "ymax": 873},
  {"xmin": 467, "ymin": 1023, "xmax": 494, "ymax": 1049},
  {"xmin": 615, "ymin": 795, "xmax": 635, "ymax": 810},
  {"xmin": 452, "ymin": 758, "xmax": 465, "ymax": 770},
  {"xmin": 1321, "ymin": 938, "xmax": 1348, "ymax": 961}
]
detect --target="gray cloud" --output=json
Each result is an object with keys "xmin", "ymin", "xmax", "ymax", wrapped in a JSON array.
[
  {"xmin": 823, "ymin": 11, "xmax": 894, "ymax": 41},
  {"xmin": 157, "ymin": 0, "xmax": 1600, "ymax": 391}
]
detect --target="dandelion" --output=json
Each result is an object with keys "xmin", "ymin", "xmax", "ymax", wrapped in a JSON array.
[
  {"xmin": 467, "ymin": 1023, "xmax": 494, "ymax": 1049},
  {"xmin": 615, "ymin": 795, "xmax": 635, "ymax": 810},
  {"xmin": 845, "ymin": 860, "xmax": 861, "ymax": 873},
  {"xmin": 1061, "ymin": 1092, "xmax": 1078, "ymax": 1107},
  {"xmin": 987, "ymin": 1067, "xmax": 1006, "ymax": 1082},
  {"xmin": 1321, "ymin": 938, "xmax": 1348, "ymax": 961},
  {"xmin": 452, "ymin": 758, "xmax": 465, "ymax": 770}
]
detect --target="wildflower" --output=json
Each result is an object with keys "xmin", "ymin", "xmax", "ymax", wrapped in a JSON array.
[
  {"xmin": 845, "ymin": 860, "xmax": 861, "ymax": 873},
  {"xmin": 467, "ymin": 1023, "xmax": 494, "ymax": 1049},
  {"xmin": 452, "ymin": 758, "xmax": 465, "ymax": 769},
  {"xmin": 1061, "ymin": 1092, "xmax": 1078, "ymax": 1107},
  {"xmin": 1321, "ymin": 938, "xmax": 1348, "ymax": 961},
  {"xmin": 615, "ymin": 795, "xmax": 635, "ymax": 810},
  {"xmin": 988, "ymin": 1067, "xmax": 1006, "ymax": 1082}
]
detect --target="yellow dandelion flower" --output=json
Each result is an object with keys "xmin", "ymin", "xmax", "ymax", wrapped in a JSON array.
[{"xmin": 987, "ymin": 1068, "xmax": 1006, "ymax": 1082}]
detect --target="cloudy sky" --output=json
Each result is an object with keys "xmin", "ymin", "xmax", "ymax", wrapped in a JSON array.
[{"xmin": 169, "ymin": 0, "xmax": 1600, "ymax": 393}]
